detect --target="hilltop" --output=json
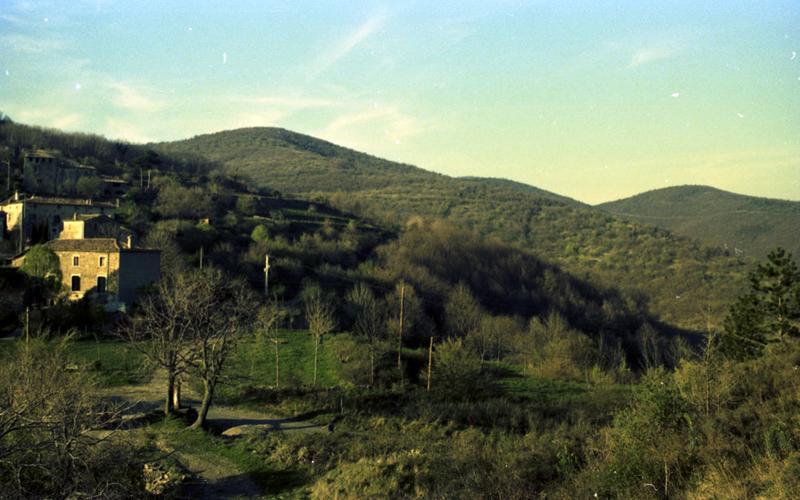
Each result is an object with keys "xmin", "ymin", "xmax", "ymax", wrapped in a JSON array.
[
  {"xmin": 598, "ymin": 185, "xmax": 800, "ymax": 259},
  {"xmin": 157, "ymin": 128, "xmax": 753, "ymax": 330},
  {"xmin": 155, "ymin": 127, "xmax": 583, "ymax": 206}
]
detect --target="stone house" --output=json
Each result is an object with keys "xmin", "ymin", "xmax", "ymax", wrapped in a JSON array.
[
  {"xmin": 44, "ymin": 238, "xmax": 160, "ymax": 307},
  {"xmin": 60, "ymin": 213, "xmax": 134, "ymax": 247},
  {"xmin": 1, "ymin": 193, "xmax": 115, "ymax": 244},
  {"xmin": 23, "ymin": 152, "xmax": 97, "ymax": 195}
]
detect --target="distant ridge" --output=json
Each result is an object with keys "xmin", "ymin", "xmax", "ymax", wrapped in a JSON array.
[
  {"xmin": 157, "ymin": 128, "xmax": 755, "ymax": 331},
  {"xmin": 598, "ymin": 185, "xmax": 800, "ymax": 259},
  {"xmin": 155, "ymin": 127, "xmax": 584, "ymax": 206}
]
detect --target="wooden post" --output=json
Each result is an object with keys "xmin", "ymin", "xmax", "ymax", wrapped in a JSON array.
[
  {"xmin": 24, "ymin": 307, "xmax": 29, "ymax": 344},
  {"xmin": 398, "ymin": 282, "xmax": 405, "ymax": 385},
  {"xmin": 199, "ymin": 246, "xmax": 204, "ymax": 269},
  {"xmin": 427, "ymin": 336, "xmax": 433, "ymax": 392}
]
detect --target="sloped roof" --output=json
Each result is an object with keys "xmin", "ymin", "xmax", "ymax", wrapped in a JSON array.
[
  {"xmin": 2, "ymin": 196, "xmax": 115, "ymax": 208},
  {"xmin": 47, "ymin": 238, "xmax": 120, "ymax": 252}
]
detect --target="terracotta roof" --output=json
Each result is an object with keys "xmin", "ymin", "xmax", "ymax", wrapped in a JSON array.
[{"xmin": 47, "ymin": 238, "xmax": 120, "ymax": 252}]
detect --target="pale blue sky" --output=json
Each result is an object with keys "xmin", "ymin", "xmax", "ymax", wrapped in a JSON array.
[{"xmin": 1, "ymin": 0, "xmax": 799, "ymax": 203}]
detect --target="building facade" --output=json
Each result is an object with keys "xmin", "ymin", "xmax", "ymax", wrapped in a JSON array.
[
  {"xmin": 1, "ymin": 194, "xmax": 115, "ymax": 244},
  {"xmin": 45, "ymin": 238, "xmax": 160, "ymax": 306},
  {"xmin": 23, "ymin": 153, "xmax": 97, "ymax": 195}
]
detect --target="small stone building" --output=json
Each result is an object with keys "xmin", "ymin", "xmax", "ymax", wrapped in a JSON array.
[
  {"xmin": 45, "ymin": 238, "xmax": 160, "ymax": 306},
  {"xmin": 1, "ymin": 194, "xmax": 115, "ymax": 243},
  {"xmin": 23, "ymin": 152, "xmax": 97, "ymax": 195},
  {"xmin": 59, "ymin": 214, "xmax": 134, "ymax": 247}
]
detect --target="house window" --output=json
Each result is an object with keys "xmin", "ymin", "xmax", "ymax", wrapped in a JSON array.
[
  {"xmin": 97, "ymin": 276, "xmax": 106, "ymax": 294},
  {"xmin": 99, "ymin": 256, "xmax": 105, "ymax": 267},
  {"xmin": 72, "ymin": 255, "xmax": 79, "ymax": 266},
  {"xmin": 71, "ymin": 275, "xmax": 81, "ymax": 292}
]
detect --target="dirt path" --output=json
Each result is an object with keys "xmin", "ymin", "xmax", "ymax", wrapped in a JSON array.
[{"xmin": 101, "ymin": 371, "xmax": 328, "ymax": 498}]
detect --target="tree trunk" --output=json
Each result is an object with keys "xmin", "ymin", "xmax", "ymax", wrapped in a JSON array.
[
  {"xmin": 165, "ymin": 371, "xmax": 175, "ymax": 416},
  {"xmin": 274, "ymin": 339, "xmax": 280, "ymax": 388},
  {"xmin": 192, "ymin": 379, "xmax": 214, "ymax": 429},
  {"xmin": 172, "ymin": 379, "xmax": 181, "ymax": 409},
  {"xmin": 313, "ymin": 337, "xmax": 319, "ymax": 386},
  {"xmin": 369, "ymin": 347, "xmax": 375, "ymax": 387}
]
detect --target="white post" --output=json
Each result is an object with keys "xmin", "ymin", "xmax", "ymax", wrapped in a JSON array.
[{"xmin": 264, "ymin": 254, "xmax": 270, "ymax": 298}]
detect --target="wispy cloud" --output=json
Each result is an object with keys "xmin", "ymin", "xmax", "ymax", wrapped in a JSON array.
[
  {"xmin": 229, "ymin": 95, "xmax": 339, "ymax": 110},
  {"xmin": 320, "ymin": 103, "xmax": 423, "ymax": 147},
  {"xmin": 15, "ymin": 109, "xmax": 83, "ymax": 130},
  {"xmin": 628, "ymin": 46, "xmax": 679, "ymax": 68},
  {"xmin": 627, "ymin": 38, "xmax": 684, "ymax": 68},
  {"xmin": 104, "ymin": 118, "xmax": 156, "ymax": 144},
  {"xmin": 106, "ymin": 81, "xmax": 166, "ymax": 112},
  {"xmin": 307, "ymin": 9, "xmax": 388, "ymax": 79},
  {"xmin": 1, "ymin": 33, "xmax": 68, "ymax": 53},
  {"xmin": 0, "ymin": 14, "xmax": 28, "ymax": 27}
]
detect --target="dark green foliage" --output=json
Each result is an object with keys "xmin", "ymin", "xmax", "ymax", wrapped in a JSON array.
[
  {"xmin": 431, "ymin": 338, "xmax": 488, "ymax": 400},
  {"xmin": 599, "ymin": 185, "xmax": 800, "ymax": 259},
  {"xmin": 75, "ymin": 175, "xmax": 103, "ymax": 198},
  {"xmin": 156, "ymin": 127, "xmax": 750, "ymax": 331},
  {"xmin": 19, "ymin": 244, "xmax": 62, "ymax": 304},
  {"xmin": 722, "ymin": 248, "xmax": 800, "ymax": 359}
]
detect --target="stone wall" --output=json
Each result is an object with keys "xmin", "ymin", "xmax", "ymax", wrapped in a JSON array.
[
  {"xmin": 53, "ymin": 249, "xmax": 120, "ymax": 300},
  {"xmin": 2, "ymin": 200, "xmax": 112, "ymax": 242}
]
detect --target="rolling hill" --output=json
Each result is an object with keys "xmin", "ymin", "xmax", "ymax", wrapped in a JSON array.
[
  {"xmin": 598, "ymin": 186, "xmax": 800, "ymax": 259},
  {"xmin": 156, "ymin": 128, "xmax": 754, "ymax": 331}
]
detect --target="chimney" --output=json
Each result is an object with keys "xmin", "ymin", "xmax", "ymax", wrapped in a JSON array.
[
  {"xmin": 126, "ymin": 234, "xmax": 133, "ymax": 249},
  {"xmin": 14, "ymin": 191, "xmax": 19, "ymax": 201}
]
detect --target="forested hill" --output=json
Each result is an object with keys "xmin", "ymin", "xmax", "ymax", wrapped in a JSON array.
[
  {"xmin": 157, "ymin": 128, "xmax": 753, "ymax": 331},
  {"xmin": 598, "ymin": 185, "xmax": 800, "ymax": 259},
  {"xmin": 154, "ymin": 128, "xmax": 582, "ymax": 206}
]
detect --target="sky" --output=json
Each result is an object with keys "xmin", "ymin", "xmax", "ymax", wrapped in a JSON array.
[{"xmin": 1, "ymin": 0, "xmax": 799, "ymax": 204}]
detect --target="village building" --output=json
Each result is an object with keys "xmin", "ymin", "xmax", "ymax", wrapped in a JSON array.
[
  {"xmin": 22, "ymin": 151, "xmax": 130, "ymax": 198},
  {"xmin": 11, "ymin": 237, "xmax": 161, "ymax": 308},
  {"xmin": 48, "ymin": 238, "xmax": 160, "ymax": 306},
  {"xmin": 23, "ymin": 152, "xmax": 97, "ymax": 195},
  {"xmin": 60, "ymin": 213, "xmax": 135, "ymax": 247},
  {"xmin": 0, "ymin": 193, "xmax": 115, "ymax": 244}
]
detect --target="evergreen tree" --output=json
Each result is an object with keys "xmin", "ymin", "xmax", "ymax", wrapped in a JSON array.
[{"xmin": 721, "ymin": 248, "xmax": 800, "ymax": 359}]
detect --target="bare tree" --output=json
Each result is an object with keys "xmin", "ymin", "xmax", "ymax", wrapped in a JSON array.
[
  {"xmin": 121, "ymin": 271, "xmax": 204, "ymax": 415},
  {"xmin": 346, "ymin": 283, "xmax": 386, "ymax": 386},
  {"xmin": 304, "ymin": 286, "xmax": 337, "ymax": 386},
  {"xmin": 257, "ymin": 301, "xmax": 287, "ymax": 388},
  {"xmin": 187, "ymin": 268, "xmax": 252, "ymax": 429},
  {"xmin": 0, "ymin": 338, "xmax": 138, "ymax": 498}
]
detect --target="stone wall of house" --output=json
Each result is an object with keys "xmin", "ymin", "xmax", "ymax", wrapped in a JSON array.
[
  {"xmin": 118, "ymin": 251, "xmax": 160, "ymax": 304},
  {"xmin": 23, "ymin": 156, "xmax": 97, "ymax": 195},
  {"xmin": 54, "ymin": 249, "xmax": 120, "ymax": 300},
  {"xmin": 2, "ymin": 200, "xmax": 112, "ymax": 242}
]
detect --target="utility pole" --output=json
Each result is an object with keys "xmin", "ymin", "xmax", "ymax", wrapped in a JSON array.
[
  {"xmin": 199, "ymin": 246, "xmax": 204, "ymax": 269},
  {"xmin": 398, "ymin": 282, "xmax": 405, "ymax": 385},
  {"xmin": 147, "ymin": 170, "xmax": 151, "ymax": 190},
  {"xmin": 139, "ymin": 168, "xmax": 143, "ymax": 189},
  {"xmin": 5, "ymin": 160, "xmax": 10, "ymax": 194},
  {"xmin": 264, "ymin": 254, "xmax": 270, "ymax": 298},
  {"xmin": 427, "ymin": 336, "xmax": 433, "ymax": 392},
  {"xmin": 25, "ymin": 307, "xmax": 30, "ymax": 344},
  {"xmin": 18, "ymin": 197, "xmax": 24, "ymax": 255}
]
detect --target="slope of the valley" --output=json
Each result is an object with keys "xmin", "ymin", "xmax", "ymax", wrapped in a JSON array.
[
  {"xmin": 157, "ymin": 128, "xmax": 753, "ymax": 331},
  {"xmin": 598, "ymin": 185, "xmax": 800, "ymax": 259}
]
